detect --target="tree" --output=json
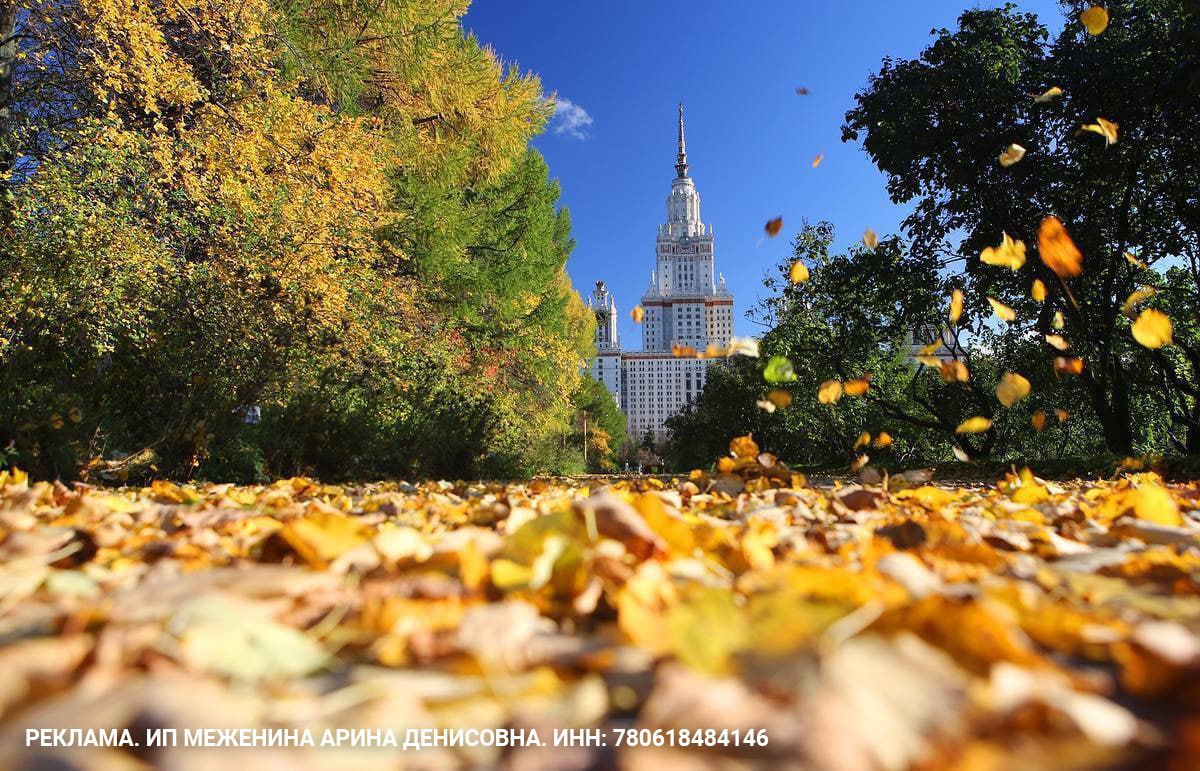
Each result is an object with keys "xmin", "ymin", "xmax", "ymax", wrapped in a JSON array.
[
  {"xmin": 571, "ymin": 374, "xmax": 627, "ymax": 472},
  {"xmin": 843, "ymin": 0, "xmax": 1200, "ymax": 454}
]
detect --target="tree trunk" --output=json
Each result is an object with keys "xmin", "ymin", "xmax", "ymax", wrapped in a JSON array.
[{"xmin": 1102, "ymin": 355, "xmax": 1134, "ymax": 455}]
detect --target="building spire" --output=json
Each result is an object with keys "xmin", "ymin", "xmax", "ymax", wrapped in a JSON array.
[{"xmin": 675, "ymin": 101, "xmax": 688, "ymax": 178}]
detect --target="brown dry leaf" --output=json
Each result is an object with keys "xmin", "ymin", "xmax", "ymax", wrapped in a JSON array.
[
  {"xmin": 1056, "ymin": 408, "xmax": 1070, "ymax": 422},
  {"xmin": 844, "ymin": 376, "xmax": 872, "ymax": 396},
  {"xmin": 767, "ymin": 389, "xmax": 793, "ymax": 408},
  {"xmin": 998, "ymin": 144, "xmax": 1026, "ymax": 167},
  {"xmin": 765, "ymin": 217, "xmax": 783, "ymax": 237},
  {"xmin": 939, "ymin": 359, "xmax": 970, "ymax": 383},
  {"xmin": 1031, "ymin": 410, "xmax": 1047, "ymax": 432},
  {"xmin": 1054, "ymin": 356, "xmax": 1085, "ymax": 377},
  {"xmin": 1038, "ymin": 216, "xmax": 1083, "ymax": 278},
  {"xmin": 812, "ymin": 153, "xmax": 824, "ymax": 168}
]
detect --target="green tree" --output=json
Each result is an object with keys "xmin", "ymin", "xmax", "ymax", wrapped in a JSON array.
[{"xmin": 842, "ymin": 0, "xmax": 1200, "ymax": 453}]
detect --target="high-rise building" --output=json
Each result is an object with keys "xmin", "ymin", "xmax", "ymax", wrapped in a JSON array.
[{"xmin": 586, "ymin": 104, "xmax": 735, "ymax": 441}]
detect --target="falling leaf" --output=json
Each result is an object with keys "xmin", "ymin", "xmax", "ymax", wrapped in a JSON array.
[
  {"xmin": 789, "ymin": 260, "xmax": 810, "ymax": 283},
  {"xmin": 631, "ymin": 306, "xmax": 645, "ymax": 323},
  {"xmin": 1031, "ymin": 410, "xmax": 1047, "ymax": 432},
  {"xmin": 1131, "ymin": 309, "xmax": 1172, "ymax": 349},
  {"xmin": 812, "ymin": 153, "xmax": 824, "ymax": 168},
  {"xmin": 763, "ymin": 355, "xmax": 797, "ymax": 383},
  {"xmin": 1034, "ymin": 86, "xmax": 1064, "ymax": 103},
  {"xmin": 765, "ymin": 217, "xmax": 783, "ymax": 237},
  {"xmin": 952, "ymin": 445, "xmax": 970, "ymax": 462},
  {"xmin": 1054, "ymin": 357, "xmax": 1085, "ymax": 376},
  {"xmin": 998, "ymin": 144, "xmax": 1026, "ymax": 167},
  {"xmin": 67, "ymin": 407, "xmax": 82, "ymax": 424},
  {"xmin": 854, "ymin": 431, "xmax": 871, "ymax": 449},
  {"xmin": 863, "ymin": 229, "xmax": 878, "ymax": 249},
  {"xmin": 795, "ymin": 86, "xmax": 811, "ymax": 96},
  {"xmin": 730, "ymin": 435, "xmax": 760, "ymax": 459},
  {"xmin": 767, "ymin": 389, "xmax": 793, "ymax": 408},
  {"xmin": 980, "ymin": 232, "xmax": 1026, "ymax": 270},
  {"xmin": 850, "ymin": 454, "xmax": 870, "ymax": 472},
  {"xmin": 873, "ymin": 432, "xmax": 894, "ymax": 448},
  {"xmin": 818, "ymin": 379, "xmax": 843, "ymax": 405},
  {"xmin": 1124, "ymin": 251, "xmax": 1147, "ymax": 269},
  {"xmin": 49, "ymin": 413, "xmax": 63, "ymax": 430},
  {"xmin": 1031, "ymin": 279, "xmax": 1047, "ymax": 302},
  {"xmin": 1045, "ymin": 334, "xmax": 1070, "ymax": 351},
  {"xmin": 1122, "ymin": 286, "xmax": 1156, "ymax": 318},
  {"xmin": 1038, "ymin": 216, "xmax": 1083, "ymax": 278},
  {"xmin": 949, "ymin": 289, "xmax": 964, "ymax": 324},
  {"xmin": 956, "ymin": 416, "xmax": 993, "ymax": 434},
  {"xmin": 1053, "ymin": 310, "xmax": 1066, "ymax": 329},
  {"xmin": 996, "ymin": 373, "xmax": 1032, "ymax": 407},
  {"xmin": 939, "ymin": 360, "xmax": 970, "ymax": 383},
  {"xmin": 1080, "ymin": 5, "xmax": 1110, "ymax": 35},
  {"xmin": 1081, "ymin": 117, "xmax": 1119, "ymax": 146},
  {"xmin": 728, "ymin": 337, "xmax": 760, "ymax": 357},
  {"xmin": 756, "ymin": 399, "xmax": 776, "ymax": 413},
  {"xmin": 1056, "ymin": 409, "xmax": 1070, "ymax": 422},
  {"xmin": 988, "ymin": 297, "xmax": 1016, "ymax": 323},
  {"xmin": 844, "ymin": 376, "xmax": 872, "ymax": 396}
]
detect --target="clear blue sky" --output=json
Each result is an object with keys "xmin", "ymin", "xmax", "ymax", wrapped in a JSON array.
[{"xmin": 464, "ymin": 0, "xmax": 1065, "ymax": 345}]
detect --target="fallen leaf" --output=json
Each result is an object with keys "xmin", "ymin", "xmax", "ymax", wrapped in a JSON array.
[{"xmin": 956, "ymin": 416, "xmax": 993, "ymax": 434}]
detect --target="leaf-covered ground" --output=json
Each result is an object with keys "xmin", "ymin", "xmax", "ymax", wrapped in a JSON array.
[{"xmin": 1, "ymin": 440, "xmax": 1199, "ymax": 770}]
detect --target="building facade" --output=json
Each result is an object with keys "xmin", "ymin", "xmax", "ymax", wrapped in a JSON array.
[{"xmin": 586, "ymin": 104, "xmax": 734, "ymax": 441}]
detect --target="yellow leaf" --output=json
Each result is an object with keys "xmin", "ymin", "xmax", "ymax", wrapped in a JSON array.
[
  {"xmin": 1053, "ymin": 310, "xmax": 1066, "ymax": 329},
  {"xmin": 1054, "ymin": 357, "xmax": 1085, "ymax": 377},
  {"xmin": 949, "ymin": 289, "xmax": 964, "ymax": 324},
  {"xmin": 980, "ymin": 232, "xmax": 1026, "ymax": 269},
  {"xmin": 854, "ymin": 431, "xmax": 871, "ymax": 449},
  {"xmin": 812, "ymin": 153, "xmax": 824, "ymax": 168},
  {"xmin": 767, "ymin": 389, "xmax": 793, "ymax": 408},
  {"xmin": 844, "ymin": 376, "xmax": 871, "ymax": 396},
  {"xmin": 1031, "ymin": 410, "xmax": 1047, "ymax": 432},
  {"xmin": 1080, "ymin": 5, "xmax": 1110, "ymax": 35},
  {"xmin": 1124, "ymin": 251, "xmax": 1147, "ymax": 269},
  {"xmin": 1122, "ymin": 286, "xmax": 1156, "ymax": 318},
  {"xmin": 1035, "ymin": 86, "xmax": 1064, "ymax": 103},
  {"xmin": 998, "ymin": 143, "xmax": 1026, "ymax": 167},
  {"xmin": 756, "ymin": 399, "xmax": 776, "ymax": 413},
  {"xmin": 1045, "ymin": 334, "xmax": 1070, "ymax": 350},
  {"xmin": 956, "ymin": 416, "xmax": 993, "ymax": 434},
  {"xmin": 1031, "ymin": 279, "xmax": 1047, "ymax": 302},
  {"xmin": 850, "ymin": 454, "xmax": 870, "ymax": 472},
  {"xmin": 1081, "ymin": 117, "xmax": 1119, "ymax": 146},
  {"xmin": 729, "ymin": 435, "xmax": 760, "ymax": 459},
  {"xmin": 873, "ymin": 431, "xmax": 894, "ymax": 448},
  {"xmin": 988, "ymin": 297, "xmax": 1016, "ymax": 323},
  {"xmin": 996, "ymin": 372, "xmax": 1031, "ymax": 407},
  {"xmin": 1038, "ymin": 216, "xmax": 1083, "ymax": 278},
  {"xmin": 630, "ymin": 306, "xmax": 645, "ymax": 323},
  {"xmin": 1131, "ymin": 308, "xmax": 1172, "ymax": 349},
  {"xmin": 279, "ymin": 511, "xmax": 368, "ymax": 567},
  {"xmin": 939, "ymin": 359, "xmax": 970, "ymax": 383},
  {"xmin": 818, "ymin": 379, "xmax": 843, "ymax": 404},
  {"xmin": 863, "ymin": 228, "xmax": 878, "ymax": 249},
  {"xmin": 789, "ymin": 260, "xmax": 810, "ymax": 283},
  {"xmin": 1130, "ymin": 485, "xmax": 1181, "ymax": 526},
  {"xmin": 952, "ymin": 445, "xmax": 970, "ymax": 462}
]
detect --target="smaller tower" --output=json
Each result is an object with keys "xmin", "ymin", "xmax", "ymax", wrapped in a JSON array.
[{"xmin": 590, "ymin": 280, "xmax": 620, "ymax": 351}]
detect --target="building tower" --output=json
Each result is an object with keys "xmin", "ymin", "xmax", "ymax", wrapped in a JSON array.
[{"xmin": 586, "ymin": 103, "xmax": 736, "ymax": 440}]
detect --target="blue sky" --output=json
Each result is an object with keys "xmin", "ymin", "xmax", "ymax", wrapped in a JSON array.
[{"xmin": 464, "ymin": 0, "xmax": 1065, "ymax": 345}]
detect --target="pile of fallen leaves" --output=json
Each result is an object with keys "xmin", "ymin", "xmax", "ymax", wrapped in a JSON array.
[{"xmin": 1, "ymin": 442, "xmax": 1199, "ymax": 769}]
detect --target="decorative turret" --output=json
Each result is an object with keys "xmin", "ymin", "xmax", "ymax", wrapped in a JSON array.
[{"xmin": 675, "ymin": 102, "xmax": 688, "ymax": 178}]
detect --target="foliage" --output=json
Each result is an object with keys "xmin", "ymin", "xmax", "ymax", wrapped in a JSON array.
[
  {"xmin": 842, "ymin": 0, "xmax": 1200, "ymax": 454},
  {"xmin": 571, "ymin": 374, "xmax": 628, "ymax": 473},
  {"xmin": 0, "ymin": 0, "xmax": 593, "ymax": 480}
]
